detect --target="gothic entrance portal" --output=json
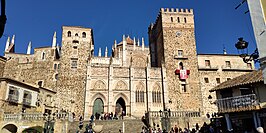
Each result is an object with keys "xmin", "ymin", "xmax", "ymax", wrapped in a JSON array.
[
  {"xmin": 115, "ymin": 97, "xmax": 126, "ymax": 115},
  {"xmin": 93, "ymin": 98, "xmax": 104, "ymax": 116}
]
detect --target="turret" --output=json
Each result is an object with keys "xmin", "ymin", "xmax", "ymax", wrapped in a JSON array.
[
  {"xmin": 27, "ymin": 41, "xmax": 32, "ymax": 54},
  {"xmin": 52, "ymin": 31, "xmax": 57, "ymax": 47},
  {"xmin": 137, "ymin": 38, "xmax": 140, "ymax": 46}
]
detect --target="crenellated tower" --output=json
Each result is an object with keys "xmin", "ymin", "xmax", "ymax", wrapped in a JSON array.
[{"xmin": 149, "ymin": 8, "xmax": 202, "ymax": 111}]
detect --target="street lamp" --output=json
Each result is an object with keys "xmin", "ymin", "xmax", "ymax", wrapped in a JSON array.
[
  {"xmin": 43, "ymin": 112, "xmax": 56, "ymax": 133},
  {"xmin": 235, "ymin": 37, "xmax": 259, "ymax": 63}
]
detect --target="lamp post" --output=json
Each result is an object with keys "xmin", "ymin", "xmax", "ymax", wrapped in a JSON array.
[
  {"xmin": 43, "ymin": 112, "xmax": 56, "ymax": 133},
  {"xmin": 235, "ymin": 37, "xmax": 259, "ymax": 63}
]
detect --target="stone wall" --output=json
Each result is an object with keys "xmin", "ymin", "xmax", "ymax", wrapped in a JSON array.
[
  {"xmin": 57, "ymin": 26, "xmax": 93, "ymax": 116},
  {"xmin": 198, "ymin": 54, "xmax": 254, "ymax": 116},
  {"xmin": 0, "ymin": 56, "xmax": 5, "ymax": 77}
]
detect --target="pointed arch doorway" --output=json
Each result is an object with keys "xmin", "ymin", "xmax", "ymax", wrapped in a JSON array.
[
  {"xmin": 93, "ymin": 98, "xmax": 104, "ymax": 116},
  {"xmin": 115, "ymin": 97, "xmax": 126, "ymax": 116}
]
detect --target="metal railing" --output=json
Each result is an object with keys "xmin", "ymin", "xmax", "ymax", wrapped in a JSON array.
[
  {"xmin": 216, "ymin": 94, "xmax": 259, "ymax": 113},
  {"xmin": 149, "ymin": 111, "xmax": 201, "ymax": 118}
]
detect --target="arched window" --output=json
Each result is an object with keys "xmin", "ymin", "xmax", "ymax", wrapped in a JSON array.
[
  {"xmin": 135, "ymin": 83, "xmax": 145, "ymax": 103},
  {"xmin": 75, "ymin": 33, "xmax": 78, "ymax": 37},
  {"xmin": 82, "ymin": 32, "xmax": 86, "ymax": 38},
  {"xmin": 67, "ymin": 31, "xmax": 71, "ymax": 37},
  {"xmin": 152, "ymin": 83, "xmax": 161, "ymax": 103}
]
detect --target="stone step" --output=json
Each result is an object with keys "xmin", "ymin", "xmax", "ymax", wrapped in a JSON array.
[{"xmin": 93, "ymin": 119, "xmax": 145, "ymax": 133}]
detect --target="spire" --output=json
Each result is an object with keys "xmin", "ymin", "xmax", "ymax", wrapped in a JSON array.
[
  {"xmin": 8, "ymin": 35, "xmax": 15, "ymax": 53},
  {"xmin": 52, "ymin": 31, "xmax": 57, "ymax": 47},
  {"xmin": 122, "ymin": 35, "xmax": 126, "ymax": 50},
  {"xmin": 142, "ymin": 37, "xmax": 145, "ymax": 51},
  {"xmin": 114, "ymin": 40, "xmax": 117, "ymax": 48},
  {"xmin": 133, "ymin": 37, "xmax": 136, "ymax": 50},
  {"xmin": 105, "ymin": 47, "xmax": 108, "ymax": 57},
  {"xmin": 137, "ymin": 38, "xmax": 140, "ymax": 46},
  {"xmin": 4, "ymin": 36, "xmax": 10, "ymax": 52},
  {"xmin": 27, "ymin": 41, "xmax": 32, "ymax": 54},
  {"xmin": 11, "ymin": 35, "xmax": 15, "ymax": 45},
  {"xmin": 98, "ymin": 48, "xmax": 102, "ymax": 57},
  {"xmin": 122, "ymin": 35, "xmax": 127, "ymax": 64}
]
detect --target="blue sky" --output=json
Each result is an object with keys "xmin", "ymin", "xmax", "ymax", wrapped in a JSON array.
[{"xmin": 0, "ymin": 0, "xmax": 257, "ymax": 56}]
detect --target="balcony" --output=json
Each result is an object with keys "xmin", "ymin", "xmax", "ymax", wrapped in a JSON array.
[
  {"xmin": 198, "ymin": 65, "xmax": 219, "ymax": 71},
  {"xmin": 216, "ymin": 94, "xmax": 260, "ymax": 113},
  {"xmin": 7, "ymin": 94, "xmax": 19, "ymax": 103},
  {"xmin": 23, "ymin": 98, "xmax": 31, "ymax": 106}
]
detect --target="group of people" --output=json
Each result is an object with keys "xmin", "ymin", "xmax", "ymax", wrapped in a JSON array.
[
  {"xmin": 92, "ymin": 111, "xmax": 126, "ymax": 121},
  {"xmin": 140, "ymin": 123, "xmax": 218, "ymax": 133}
]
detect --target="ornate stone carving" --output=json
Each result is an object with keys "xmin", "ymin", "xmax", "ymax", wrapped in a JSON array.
[
  {"xmin": 113, "ymin": 68, "xmax": 129, "ymax": 77},
  {"xmin": 114, "ymin": 81, "xmax": 127, "ymax": 90},
  {"xmin": 150, "ymin": 68, "xmax": 161, "ymax": 78},
  {"xmin": 93, "ymin": 80, "xmax": 106, "ymax": 90},
  {"xmin": 92, "ymin": 67, "xmax": 108, "ymax": 76},
  {"xmin": 132, "ymin": 57, "xmax": 146, "ymax": 68},
  {"xmin": 136, "ymin": 82, "xmax": 145, "ymax": 91},
  {"xmin": 134, "ymin": 68, "xmax": 145, "ymax": 78},
  {"xmin": 153, "ymin": 83, "xmax": 161, "ymax": 91}
]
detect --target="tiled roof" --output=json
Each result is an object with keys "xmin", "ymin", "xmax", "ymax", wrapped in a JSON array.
[
  {"xmin": 210, "ymin": 70, "xmax": 263, "ymax": 92},
  {"xmin": 118, "ymin": 36, "xmax": 134, "ymax": 45}
]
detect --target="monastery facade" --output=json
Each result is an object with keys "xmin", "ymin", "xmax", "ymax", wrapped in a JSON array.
[{"xmin": 0, "ymin": 8, "xmax": 254, "ymax": 120}]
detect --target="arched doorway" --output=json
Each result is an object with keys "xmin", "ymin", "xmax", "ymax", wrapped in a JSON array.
[
  {"xmin": 93, "ymin": 98, "xmax": 104, "ymax": 116},
  {"xmin": 1, "ymin": 124, "xmax": 17, "ymax": 133},
  {"xmin": 115, "ymin": 97, "xmax": 126, "ymax": 115},
  {"xmin": 22, "ymin": 126, "xmax": 43, "ymax": 133}
]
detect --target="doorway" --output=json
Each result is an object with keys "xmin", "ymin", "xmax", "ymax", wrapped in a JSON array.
[
  {"xmin": 115, "ymin": 97, "xmax": 126, "ymax": 115},
  {"xmin": 93, "ymin": 98, "xmax": 104, "ymax": 116}
]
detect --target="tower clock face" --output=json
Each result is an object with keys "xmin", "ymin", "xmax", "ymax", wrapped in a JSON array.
[{"xmin": 176, "ymin": 31, "xmax": 182, "ymax": 37}]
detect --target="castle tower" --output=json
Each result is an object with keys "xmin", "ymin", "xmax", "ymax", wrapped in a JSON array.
[
  {"xmin": 57, "ymin": 26, "xmax": 94, "ymax": 115},
  {"xmin": 148, "ymin": 8, "xmax": 202, "ymax": 111}
]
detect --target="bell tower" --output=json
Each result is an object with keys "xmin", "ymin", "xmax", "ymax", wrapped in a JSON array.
[{"xmin": 149, "ymin": 8, "xmax": 202, "ymax": 111}]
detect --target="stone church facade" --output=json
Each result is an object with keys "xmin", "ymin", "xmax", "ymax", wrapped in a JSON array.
[{"xmin": 0, "ymin": 8, "xmax": 254, "ymax": 120}]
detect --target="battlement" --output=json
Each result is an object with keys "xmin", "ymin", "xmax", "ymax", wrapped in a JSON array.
[
  {"xmin": 160, "ymin": 8, "xmax": 193, "ymax": 14},
  {"xmin": 149, "ymin": 8, "xmax": 194, "ymax": 31}
]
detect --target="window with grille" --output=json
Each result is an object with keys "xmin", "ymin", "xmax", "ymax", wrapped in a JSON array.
[
  {"xmin": 152, "ymin": 91, "xmax": 161, "ymax": 103},
  {"xmin": 136, "ymin": 90, "xmax": 144, "ymax": 103},
  {"xmin": 71, "ymin": 59, "xmax": 78, "ymax": 69},
  {"xmin": 178, "ymin": 50, "xmax": 183, "ymax": 57}
]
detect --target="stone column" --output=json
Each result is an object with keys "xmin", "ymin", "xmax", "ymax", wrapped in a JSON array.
[
  {"xmin": 108, "ymin": 65, "xmax": 114, "ymax": 112},
  {"xmin": 84, "ymin": 64, "xmax": 92, "ymax": 120}
]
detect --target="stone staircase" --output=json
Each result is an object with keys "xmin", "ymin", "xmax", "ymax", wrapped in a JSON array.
[{"xmin": 68, "ymin": 118, "xmax": 145, "ymax": 133}]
